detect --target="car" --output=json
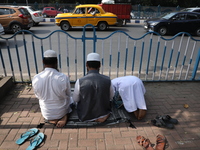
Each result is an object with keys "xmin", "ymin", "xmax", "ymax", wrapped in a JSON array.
[
  {"xmin": 0, "ymin": 23, "xmax": 5, "ymax": 35},
  {"xmin": 21, "ymin": 6, "xmax": 43, "ymax": 26},
  {"xmin": 0, "ymin": 5, "xmax": 33, "ymax": 33},
  {"xmin": 55, "ymin": 4, "xmax": 117, "ymax": 31},
  {"xmin": 181, "ymin": 7, "xmax": 200, "ymax": 13},
  {"xmin": 42, "ymin": 7, "xmax": 62, "ymax": 18},
  {"xmin": 144, "ymin": 11, "xmax": 200, "ymax": 36}
]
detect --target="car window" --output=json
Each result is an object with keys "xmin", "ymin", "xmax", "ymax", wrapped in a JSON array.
[
  {"xmin": 173, "ymin": 14, "xmax": 186, "ymax": 20},
  {"xmin": 19, "ymin": 8, "xmax": 29, "ymax": 15},
  {"xmin": 29, "ymin": 7, "xmax": 36, "ymax": 11},
  {"xmin": 193, "ymin": 9, "xmax": 200, "ymax": 13},
  {"xmin": 0, "ymin": 8, "xmax": 10, "ymax": 15},
  {"xmin": 186, "ymin": 14, "xmax": 198, "ymax": 20},
  {"xmin": 87, "ymin": 7, "xmax": 100, "ymax": 14},
  {"xmin": 51, "ymin": 8, "xmax": 55, "ymax": 10},
  {"xmin": 46, "ymin": 8, "xmax": 50, "ymax": 10},
  {"xmin": 74, "ymin": 8, "xmax": 85, "ymax": 14}
]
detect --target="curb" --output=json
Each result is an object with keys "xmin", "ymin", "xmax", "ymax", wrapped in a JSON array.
[{"xmin": 41, "ymin": 18, "xmax": 145, "ymax": 24}]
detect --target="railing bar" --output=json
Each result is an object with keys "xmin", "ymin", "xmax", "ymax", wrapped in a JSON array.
[
  {"xmin": 172, "ymin": 33, "xmax": 184, "ymax": 79},
  {"xmin": 185, "ymin": 41, "xmax": 196, "ymax": 80},
  {"xmin": 74, "ymin": 39, "xmax": 77, "ymax": 81},
  {"xmin": 159, "ymin": 41, "xmax": 167, "ymax": 80},
  {"xmin": 178, "ymin": 36, "xmax": 190, "ymax": 80},
  {"xmin": 22, "ymin": 32, "xmax": 31, "ymax": 81},
  {"xmin": 152, "ymin": 36, "xmax": 161, "ymax": 80},
  {"xmin": 31, "ymin": 35, "xmax": 38, "ymax": 74},
  {"xmin": 139, "ymin": 38, "xmax": 145, "ymax": 78},
  {"xmin": 65, "ymin": 34, "xmax": 70, "ymax": 77},
  {"xmin": 109, "ymin": 38, "xmax": 112, "ymax": 77},
  {"xmin": 145, "ymin": 33, "xmax": 153, "ymax": 80},
  {"xmin": 124, "ymin": 36, "xmax": 129, "ymax": 76},
  {"xmin": 131, "ymin": 40, "xmax": 137, "ymax": 75},
  {"xmin": 165, "ymin": 41, "xmax": 174, "ymax": 80},
  {"xmin": 101, "ymin": 40, "xmax": 105, "ymax": 74},
  {"xmin": 117, "ymin": 33, "xmax": 121, "ymax": 77},
  {"xmin": 0, "ymin": 44, "xmax": 7, "ymax": 76},
  {"xmin": 6, "ymin": 39, "xmax": 15, "ymax": 81},
  {"xmin": 14, "ymin": 36, "xmax": 23, "ymax": 82},
  {"xmin": 57, "ymin": 32, "xmax": 61, "ymax": 72},
  {"xmin": 49, "ymin": 36, "xmax": 52, "ymax": 50}
]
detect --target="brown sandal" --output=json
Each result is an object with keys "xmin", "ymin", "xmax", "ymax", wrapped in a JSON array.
[
  {"xmin": 155, "ymin": 134, "xmax": 167, "ymax": 150},
  {"xmin": 136, "ymin": 135, "xmax": 152, "ymax": 149}
]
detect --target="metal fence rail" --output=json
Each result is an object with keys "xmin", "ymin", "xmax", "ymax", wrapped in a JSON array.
[{"xmin": 0, "ymin": 24, "xmax": 200, "ymax": 83}]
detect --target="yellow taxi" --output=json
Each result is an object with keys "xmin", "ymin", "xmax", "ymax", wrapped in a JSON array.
[{"xmin": 55, "ymin": 4, "xmax": 117, "ymax": 31}]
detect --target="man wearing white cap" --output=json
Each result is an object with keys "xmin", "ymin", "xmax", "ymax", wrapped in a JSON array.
[
  {"xmin": 73, "ymin": 52, "xmax": 114, "ymax": 122},
  {"xmin": 112, "ymin": 76, "xmax": 147, "ymax": 120},
  {"xmin": 32, "ymin": 50, "xmax": 72, "ymax": 128}
]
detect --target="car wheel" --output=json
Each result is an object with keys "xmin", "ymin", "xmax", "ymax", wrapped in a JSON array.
[
  {"xmin": 11, "ymin": 23, "xmax": 22, "ymax": 33},
  {"xmin": 196, "ymin": 28, "xmax": 200, "ymax": 36},
  {"xmin": 43, "ymin": 13, "xmax": 47, "ymax": 18},
  {"xmin": 97, "ymin": 22, "xmax": 107, "ymax": 31},
  {"xmin": 158, "ymin": 27, "xmax": 167, "ymax": 36},
  {"xmin": 61, "ymin": 22, "xmax": 71, "ymax": 31}
]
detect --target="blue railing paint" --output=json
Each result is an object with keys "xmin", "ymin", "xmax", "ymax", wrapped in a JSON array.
[{"xmin": 0, "ymin": 26, "xmax": 200, "ymax": 82}]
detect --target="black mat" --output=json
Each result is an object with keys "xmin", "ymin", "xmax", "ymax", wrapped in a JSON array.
[{"xmin": 64, "ymin": 102, "xmax": 136, "ymax": 128}]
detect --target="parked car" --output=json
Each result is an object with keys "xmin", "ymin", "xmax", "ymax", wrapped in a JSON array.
[
  {"xmin": 55, "ymin": 4, "xmax": 117, "ymax": 31},
  {"xmin": 42, "ymin": 7, "xmax": 62, "ymax": 17},
  {"xmin": 144, "ymin": 11, "xmax": 200, "ymax": 36},
  {"xmin": 0, "ymin": 5, "xmax": 33, "ymax": 33},
  {"xmin": 181, "ymin": 7, "xmax": 200, "ymax": 13},
  {"xmin": 0, "ymin": 23, "xmax": 5, "ymax": 35},
  {"xmin": 21, "ymin": 6, "xmax": 43, "ymax": 26}
]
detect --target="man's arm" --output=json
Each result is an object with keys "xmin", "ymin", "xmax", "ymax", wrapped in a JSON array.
[
  {"xmin": 72, "ymin": 79, "xmax": 80, "ymax": 103},
  {"xmin": 110, "ymin": 82, "xmax": 114, "ymax": 100}
]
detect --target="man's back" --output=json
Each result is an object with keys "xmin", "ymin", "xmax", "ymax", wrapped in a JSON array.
[{"xmin": 75, "ymin": 70, "xmax": 112, "ymax": 122}]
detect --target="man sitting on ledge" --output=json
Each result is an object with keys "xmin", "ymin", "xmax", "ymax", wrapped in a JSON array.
[
  {"xmin": 32, "ymin": 49, "xmax": 73, "ymax": 128},
  {"xmin": 73, "ymin": 52, "xmax": 114, "ymax": 122}
]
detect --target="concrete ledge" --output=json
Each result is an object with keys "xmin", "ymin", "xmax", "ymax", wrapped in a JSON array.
[{"xmin": 0, "ymin": 77, "xmax": 14, "ymax": 100}]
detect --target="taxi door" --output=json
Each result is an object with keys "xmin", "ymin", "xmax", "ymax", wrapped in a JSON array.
[
  {"xmin": 86, "ymin": 7, "xmax": 99, "ymax": 26},
  {"xmin": 71, "ymin": 8, "xmax": 87, "ymax": 26}
]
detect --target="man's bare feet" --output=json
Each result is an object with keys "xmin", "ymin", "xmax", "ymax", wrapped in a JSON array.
[
  {"xmin": 95, "ymin": 114, "xmax": 110, "ymax": 123},
  {"xmin": 137, "ymin": 109, "xmax": 146, "ymax": 120},
  {"xmin": 56, "ymin": 115, "xmax": 68, "ymax": 128},
  {"xmin": 48, "ymin": 120, "xmax": 59, "ymax": 125}
]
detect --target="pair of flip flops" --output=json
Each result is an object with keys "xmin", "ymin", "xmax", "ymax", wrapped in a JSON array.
[
  {"xmin": 151, "ymin": 115, "xmax": 178, "ymax": 129},
  {"xmin": 16, "ymin": 128, "xmax": 45, "ymax": 150}
]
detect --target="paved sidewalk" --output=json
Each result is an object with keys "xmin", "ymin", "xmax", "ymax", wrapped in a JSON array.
[{"xmin": 0, "ymin": 82, "xmax": 200, "ymax": 150}]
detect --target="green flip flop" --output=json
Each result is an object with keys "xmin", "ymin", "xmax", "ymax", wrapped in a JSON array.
[
  {"xmin": 16, "ymin": 128, "xmax": 39, "ymax": 145},
  {"xmin": 26, "ymin": 132, "xmax": 45, "ymax": 150}
]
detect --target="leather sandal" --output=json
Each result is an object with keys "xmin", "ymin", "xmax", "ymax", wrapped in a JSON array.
[
  {"xmin": 136, "ymin": 135, "xmax": 153, "ymax": 149},
  {"xmin": 155, "ymin": 134, "xmax": 166, "ymax": 150},
  {"xmin": 151, "ymin": 118, "xmax": 174, "ymax": 129},
  {"xmin": 156, "ymin": 115, "xmax": 178, "ymax": 124}
]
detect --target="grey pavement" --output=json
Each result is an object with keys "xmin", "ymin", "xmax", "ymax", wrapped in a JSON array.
[{"xmin": 0, "ymin": 82, "xmax": 200, "ymax": 150}]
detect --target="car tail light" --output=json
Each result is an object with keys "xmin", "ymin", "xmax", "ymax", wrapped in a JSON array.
[
  {"xmin": 18, "ymin": 14, "xmax": 28, "ymax": 19},
  {"xmin": 33, "ymin": 13, "xmax": 39, "ymax": 17}
]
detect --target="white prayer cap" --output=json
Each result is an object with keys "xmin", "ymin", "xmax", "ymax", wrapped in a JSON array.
[
  {"xmin": 44, "ymin": 50, "xmax": 57, "ymax": 58},
  {"xmin": 87, "ymin": 53, "xmax": 100, "ymax": 61}
]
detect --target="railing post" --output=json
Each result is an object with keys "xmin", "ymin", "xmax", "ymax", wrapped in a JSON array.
[
  {"xmin": 191, "ymin": 49, "xmax": 200, "ymax": 80},
  {"xmin": 82, "ymin": 24, "xmax": 97, "ymax": 76}
]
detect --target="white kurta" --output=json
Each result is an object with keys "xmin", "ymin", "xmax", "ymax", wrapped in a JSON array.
[
  {"xmin": 32, "ymin": 68, "xmax": 72, "ymax": 120},
  {"xmin": 111, "ymin": 76, "xmax": 147, "ymax": 112}
]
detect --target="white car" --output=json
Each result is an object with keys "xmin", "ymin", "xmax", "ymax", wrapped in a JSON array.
[
  {"xmin": 0, "ymin": 23, "xmax": 5, "ymax": 35},
  {"xmin": 21, "ymin": 6, "xmax": 43, "ymax": 26}
]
